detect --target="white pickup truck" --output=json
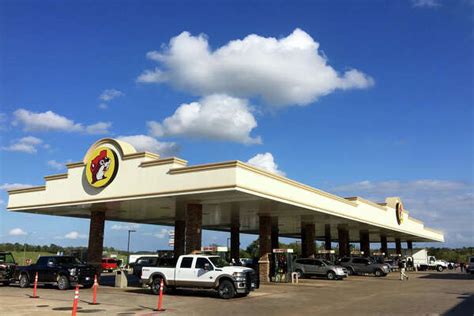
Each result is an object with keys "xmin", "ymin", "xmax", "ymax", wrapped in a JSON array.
[{"xmin": 140, "ymin": 254, "xmax": 258, "ymax": 299}]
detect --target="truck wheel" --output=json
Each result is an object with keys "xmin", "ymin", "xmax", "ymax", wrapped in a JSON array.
[
  {"xmin": 57, "ymin": 275, "xmax": 70, "ymax": 290},
  {"xmin": 295, "ymin": 269, "xmax": 304, "ymax": 278},
  {"xmin": 374, "ymin": 269, "xmax": 383, "ymax": 277},
  {"xmin": 151, "ymin": 276, "xmax": 166, "ymax": 295},
  {"xmin": 218, "ymin": 280, "xmax": 236, "ymax": 299},
  {"xmin": 437, "ymin": 265, "xmax": 444, "ymax": 272},
  {"xmin": 347, "ymin": 267, "xmax": 355, "ymax": 275},
  {"xmin": 19, "ymin": 274, "xmax": 29, "ymax": 288},
  {"xmin": 327, "ymin": 271, "xmax": 336, "ymax": 280}
]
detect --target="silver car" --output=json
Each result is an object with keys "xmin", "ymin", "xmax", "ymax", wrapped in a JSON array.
[{"xmin": 294, "ymin": 258, "xmax": 347, "ymax": 280}]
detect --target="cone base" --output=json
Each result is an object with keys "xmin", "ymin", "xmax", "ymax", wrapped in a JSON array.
[
  {"xmin": 30, "ymin": 296, "xmax": 40, "ymax": 299},
  {"xmin": 88, "ymin": 303, "xmax": 100, "ymax": 305},
  {"xmin": 153, "ymin": 308, "xmax": 166, "ymax": 311}
]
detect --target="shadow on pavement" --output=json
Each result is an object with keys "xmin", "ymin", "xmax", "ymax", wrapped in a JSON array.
[
  {"xmin": 419, "ymin": 273, "xmax": 474, "ymax": 281},
  {"xmin": 443, "ymin": 293, "xmax": 474, "ymax": 316},
  {"xmin": 125, "ymin": 287, "xmax": 220, "ymax": 299},
  {"xmin": 99, "ymin": 273, "xmax": 141, "ymax": 287}
]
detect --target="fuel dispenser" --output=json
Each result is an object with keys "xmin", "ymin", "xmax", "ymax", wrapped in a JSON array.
[
  {"xmin": 317, "ymin": 249, "xmax": 336, "ymax": 263},
  {"xmin": 271, "ymin": 249, "xmax": 295, "ymax": 283}
]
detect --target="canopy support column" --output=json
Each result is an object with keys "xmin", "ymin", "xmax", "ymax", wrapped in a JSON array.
[
  {"xmin": 87, "ymin": 211, "xmax": 105, "ymax": 274},
  {"xmin": 174, "ymin": 206, "xmax": 186, "ymax": 258},
  {"xmin": 395, "ymin": 238, "xmax": 402, "ymax": 255},
  {"xmin": 230, "ymin": 205, "xmax": 240, "ymax": 263},
  {"xmin": 258, "ymin": 215, "xmax": 272, "ymax": 283},
  {"xmin": 185, "ymin": 203, "xmax": 202, "ymax": 254}
]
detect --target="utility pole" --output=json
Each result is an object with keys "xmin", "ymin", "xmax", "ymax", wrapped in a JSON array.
[{"xmin": 127, "ymin": 229, "xmax": 136, "ymax": 266}]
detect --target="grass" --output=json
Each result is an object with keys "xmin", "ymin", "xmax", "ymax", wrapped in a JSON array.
[
  {"xmin": 11, "ymin": 251, "xmax": 56, "ymax": 265},
  {"xmin": 9, "ymin": 251, "xmax": 128, "ymax": 265}
]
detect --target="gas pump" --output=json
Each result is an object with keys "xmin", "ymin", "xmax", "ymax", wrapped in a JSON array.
[
  {"xmin": 271, "ymin": 249, "xmax": 294, "ymax": 283},
  {"xmin": 317, "ymin": 250, "xmax": 336, "ymax": 263}
]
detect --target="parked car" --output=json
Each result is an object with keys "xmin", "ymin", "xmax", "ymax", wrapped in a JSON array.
[
  {"xmin": 294, "ymin": 258, "xmax": 347, "ymax": 280},
  {"xmin": 0, "ymin": 252, "xmax": 17, "ymax": 285},
  {"xmin": 141, "ymin": 254, "xmax": 258, "ymax": 299},
  {"xmin": 338, "ymin": 257, "xmax": 390, "ymax": 277},
  {"xmin": 14, "ymin": 256, "xmax": 95, "ymax": 290},
  {"xmin": 383, "ymin": 259, "xmax": 398, "ymax": 272},
  {"xmin": 466, "ymin": 256, "xmax": 474, "ymax": 274},
  {"xmin": 101, "ymin": 258, "xmax": 118, "ymax": 272},
  {"xmin": 131, "ymin": 256, "xmax": 176, "ymax": 278}
]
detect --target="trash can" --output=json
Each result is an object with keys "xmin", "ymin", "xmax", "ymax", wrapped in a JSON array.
[{"xmin": 115, "ymin": 269, "xmax": 128, "ymax": 288}]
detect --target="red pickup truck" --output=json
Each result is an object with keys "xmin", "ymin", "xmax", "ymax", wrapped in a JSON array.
[{"xmin": 101, "ymin": 258, "xmax": 118, "ymax": 272}]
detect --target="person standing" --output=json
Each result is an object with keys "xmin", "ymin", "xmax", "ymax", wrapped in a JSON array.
[
  {"xmin": 460, "ymin": 262, "xmax": 465, "ymax": 272},
  {"xmin": 399, "ymin": 259, "xmax": 408, "ymax": 281}
]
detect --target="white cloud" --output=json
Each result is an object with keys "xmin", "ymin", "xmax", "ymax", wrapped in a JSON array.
[
  {"xmin": 47, "ymin": 159, "xmax": 72, "ymax": 171},
  {"xmin": 64, "ymin": 231, "xmax": 87, "ymax": 240},
  {"xmin": 85, "ymin": 122, "xmax": 112, "ymax": 135},
  {"xmin": 137, "ymin": 28, "xmax": 374, "ymax": 107},
  {"xmin": 98, "ymin": 103, "xmax": 108, "ymax": 110},
  {"xmin": 12, "ymin": 109, "xmax": 112, "ymax": 135},
  {"xmin": 148, "ymin": 94, "xmax": 261, "ymax": 144},
  {"xmin": 9, "ymin": 228, "xmax": 27, "ymax": 236},
  {"xmin": 247, "ymin": 152, "xmax": 285, "ymax": 176},
  {"xmin": 1, "ymin": 136, "xmax": 44, "ymax": 154},
  {"xmin": 0, "ymin": 183, "xmax": 33, "ymax": 191},
  {"xmin": 117, "ymin": 135, "xmax": 179, "ymax": 157},
  {"xmin": 412, "ymin": 0, "xmax": 441, "ymax": 7},
  {"xmin": 110, "ymin": 223, "xmax": 141, "ymax": 231},
  {"xmin": 13, "ymin": 109, "xmax": 83, "ymax": 132},
  {"xmin": 330, "ymin": 179, "xmax": 474, "ymax": 247},
  {"xmin": 154, "ymin": 228, "xmax": 170, "ymax": 239},
  {"xmin": 99, "ymin": 89, "xmax": 124, "ymax": 101}
]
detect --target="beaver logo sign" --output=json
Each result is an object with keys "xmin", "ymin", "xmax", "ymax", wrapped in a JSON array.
[
  {"xmin": 396, "ymin": 202, "xmax": 404, "ymax": 225},
  {"xmin": 86, "ymin": 147, "xmax": 118, "ymax": 188}
]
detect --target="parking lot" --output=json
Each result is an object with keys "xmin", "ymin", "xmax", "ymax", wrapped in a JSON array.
[{"xmin": 0, "ymin": 270, "xmax": 472, "ymax": 315}]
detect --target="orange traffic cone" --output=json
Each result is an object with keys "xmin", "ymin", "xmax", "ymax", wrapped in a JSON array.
[
  {"xmin": 91, "ymin": 274, "xmax": 99, "ymax": 305},
  {"xmin": 153, "ymin": 278, "xmax": 166, "ymax": 312},
  {"xmin": 31, "ymin": 272, "xmax": 39, "ymax": 298},
  {"xmin": 71, "ymin": 285, "xmax": 79, "ymax": 316}
]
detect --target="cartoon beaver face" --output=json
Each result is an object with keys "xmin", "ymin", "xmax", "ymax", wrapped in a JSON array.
[{"xmin": 89, "ymin": 150, "xmax": 111, "ymax": 184}]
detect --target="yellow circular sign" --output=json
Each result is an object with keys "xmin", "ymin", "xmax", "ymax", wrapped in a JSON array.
[
  {"xmin": 396, "ymin": 202, "xmax": 404, "ymax": 225},
  {"xmin": 85, "ymin": 147, "xmax": 118, "ymax": 188}
]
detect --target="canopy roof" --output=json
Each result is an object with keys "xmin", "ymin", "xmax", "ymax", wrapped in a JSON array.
[{"xmin": 7, "ymin": 138, "xmax": 444, "ymax": 243}]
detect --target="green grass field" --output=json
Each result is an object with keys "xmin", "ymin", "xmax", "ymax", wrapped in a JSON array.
[{"xmin": 11, "ymin": 251, "xmax": 56, "ymax": 265}]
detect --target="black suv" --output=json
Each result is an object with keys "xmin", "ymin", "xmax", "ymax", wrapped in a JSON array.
[
  {"xmin": 14, "ymin": 256, "xmax": 95, "ymax": 290},
  {"xmin": 0, "ymin": 252, "xmax": 17, "ymax": 285}
]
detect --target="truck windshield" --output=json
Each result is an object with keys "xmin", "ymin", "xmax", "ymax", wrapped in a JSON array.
[
  {"xmin": 0, "ymin": 253, "xmax": 15, "ymax": 264},
  {"xmin": 209, "ymin": 257, "xmax": 229, "ymax": 268},
  {"xmin": 56, "ymin": 257, "xmax": 83, "ymax": 265}
]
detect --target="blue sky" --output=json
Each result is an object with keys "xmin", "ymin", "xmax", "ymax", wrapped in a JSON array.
[{"xmin": 0, "ymin": 0, "xmax": 472, "ymax": 251}]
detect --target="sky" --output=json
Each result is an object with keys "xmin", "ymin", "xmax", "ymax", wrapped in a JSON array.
[{"xmin": 0, "ymin": 0, "xmax": 472, "ymax": 252}]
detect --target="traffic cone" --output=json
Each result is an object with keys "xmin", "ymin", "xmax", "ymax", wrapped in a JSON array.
[
  {"xmin": 90, "ymin": 274, "xmax": 99, "ymax": 305},
  {"xmin": 71, "ymin": 285, "xmax": 79, "ymax": 316},
  {"xmin": 153, "ymin": 278, "xmax": 166, "ymax": 312},
  {"xmin": 31, "ymin": 272, "xmax": 39, "ymax": 298}
]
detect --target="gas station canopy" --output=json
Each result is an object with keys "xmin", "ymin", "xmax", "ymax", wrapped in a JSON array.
[{"xmin": 7, "ymin": 138, "xmax": 444, "ymax": 243}]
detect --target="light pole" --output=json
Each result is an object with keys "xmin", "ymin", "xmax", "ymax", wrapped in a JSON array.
[
  {"xmin": 23, "ymin": 232, "xmax": 34, "ymax": 265},
  {"xmin": 127, "ymin": 229, "xmax": 136, "ymax": 266}
]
